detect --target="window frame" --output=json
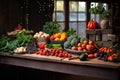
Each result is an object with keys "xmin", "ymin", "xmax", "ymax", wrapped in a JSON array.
[{"xmin": 53, "ymin": 0, "xmax": 110, "ymax": 32}]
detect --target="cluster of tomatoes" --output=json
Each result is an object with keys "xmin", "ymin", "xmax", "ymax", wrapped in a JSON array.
[
  {"xmin": 37, "ymin": 43, "xmax": 46, "ymax": 49},
  {"xmin": 35, "ymin": 48, "xmax": 72, "ymax": 58}
]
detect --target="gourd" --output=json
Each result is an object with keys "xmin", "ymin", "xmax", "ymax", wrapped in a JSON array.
[
  {"xmin": 70, "ymin": 38, "xmax": 78, "ymax": 46},
  {"xmin": 64, "ymin": 41, "xmax": 71, "ymax": 49},
  {"xmin": 67, "ymin": 35, "xmax": 77, "ymax": 42},
  {"xmin": 79, "ymin": 53, "xmax": 88, "ymax": 61}
]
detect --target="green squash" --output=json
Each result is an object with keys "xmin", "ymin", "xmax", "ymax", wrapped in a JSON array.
[{"xmin": 79, "ymin": 53, "xmax": 88, "ymax": 61}]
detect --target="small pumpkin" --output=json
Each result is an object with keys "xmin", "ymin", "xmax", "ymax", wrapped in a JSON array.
[{"xmin": 87, "ymin": 20, "xmax": 97, "ymax": 29}]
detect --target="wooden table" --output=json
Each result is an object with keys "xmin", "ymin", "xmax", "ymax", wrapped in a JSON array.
[{"xmin": 0, "ymin": 52, "xmax": 120, "ymax": 80}]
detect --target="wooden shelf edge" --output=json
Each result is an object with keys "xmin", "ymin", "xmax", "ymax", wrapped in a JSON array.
[{"xmin": 86, "ymin": 29, "xmax": 113, "ymax": 34}]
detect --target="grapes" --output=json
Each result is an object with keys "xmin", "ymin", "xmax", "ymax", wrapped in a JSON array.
[
  {"xmin": 26, "ymin": 42, "xmax": 38, "ymax": 54},
  {"xmin": 96, "ymin": 51, "xmax": 109, "ymax": 61}
]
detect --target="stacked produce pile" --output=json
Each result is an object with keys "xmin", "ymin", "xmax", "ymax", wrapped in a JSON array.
[{"xmin": 0, "ymin": 22, "xmax": 120, "ymax": 62}]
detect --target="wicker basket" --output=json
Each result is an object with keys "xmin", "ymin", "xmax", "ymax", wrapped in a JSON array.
[{"xmin": 36, "ymin": 36, "xmax": 50, "ymax": 44}]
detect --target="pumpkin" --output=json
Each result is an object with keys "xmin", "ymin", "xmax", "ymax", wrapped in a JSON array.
[{"xmin": 87, "ymin": 20, "xmax": 97, "ymax": 29}]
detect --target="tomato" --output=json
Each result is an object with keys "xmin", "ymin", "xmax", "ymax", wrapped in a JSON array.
[
  {"xmin": 16, "ymin": 24, "xmax": 23, "ymax": 30},
  {"xmin": 77, "ymin": 43, "xmax": 81, "ymax": 47},
  {"xmin": 67, "ymin": 54, "xmax": 72, "ymax": 58},
  {"xmin": 58, "ymin": 52, "xmax": 63, "ymax": 57},
  {"xmin": 87, "ymin": 20, "xmax": 97, "ymax": 29},
  {"xmin": 77, "ymin": 47, "xmax": 83, "ymax": 51},
  {"xmin": 55, "ymin": 53, "xmax": 59, "ymax": 56},
  {"xmin": 35, "ymin": 51, "xmax": 39, "ymax": 55},
  {"xmin": 86, "ymin": 44, "xmax": 94, "ymax": 51},
  {"xmin": 65, "ymin": 53, "xmax": 68, "ymax": 57},
  {"xmin": 39, "ymin": 50, "xmax": 43, "ymax": 55},
  {"xmin": 88, "ymin": 54, "xmax": 95, "ymax": 59},
  {"xmin": 38, "ymin": 43, "xmax": 46, "ymax": 49},
  {"xmin": 71, "ymin": 46, "xmax": 77, "ymax": 50}
]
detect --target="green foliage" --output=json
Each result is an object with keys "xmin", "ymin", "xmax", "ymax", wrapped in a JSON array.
[
  {"xmin": 46, "ymin": 44, "xmax": 53, "ymax": 49},
  {"xmin": 80, "ymin": 37, "xmax": 87, "ymax": 43},
  {"xmin": 66, "ymin": 28, "xmax": 76, "ymax": 37},
  {"xmin": 0, "ymin": 40, "xmax": 19, "ymax": 54},
  {"xmin": 0, "ymin": 33, "xmax": 34, "ymax": 54},
  {"xmin": 0, "ymin": 35, "xmax": 10, "ymax": 48},
  {"xmin": 110, "ymin": 43, "xmax": 120, "ymax": 50},
  {"xmin": 102, "ymin": 9, "xmax": 110, "ymax": 19},
  {"xmin": 16, "ymin": 33, "xmax": 34, "ymax": 47},
  {"xmin": 42, "ymin": 22, "xmax": 61, "ymax": 35},
  {"xmin": 89, "ymin": 3, "xmax": 105, "ymax": 14}
]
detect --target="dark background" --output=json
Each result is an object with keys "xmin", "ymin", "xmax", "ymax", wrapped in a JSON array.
[
  {"xmin": 0, "ymin": 0, "xmax": 54, "ymax": 35},
  {"xmin": 0, "ymin": 0, "xmax": 120, "ymax": 35},
  {"xmin": 0, "ymin": 0, "xmax": 120, "ymax": 80}
]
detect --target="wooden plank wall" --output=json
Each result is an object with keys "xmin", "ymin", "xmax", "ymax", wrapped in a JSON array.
[
  {"xmin": 0, "ymin": 0, "xmax": 54, "ymax": 36},
  {"xmin": 0, "ymin": 1, "xmax": 9, "ymax": 35}
]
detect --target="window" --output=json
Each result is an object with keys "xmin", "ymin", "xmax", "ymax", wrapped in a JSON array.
[
  {"xmin": 53, "ymin": 0, "xmax": 108, "ymax": 37},
  {"xmin": 53, "ymin": 0, "xmax": 65, "ymax": 32},
  {"xmin": 69, "ymin": 1, "xmax": 86, "ymax": 37}
]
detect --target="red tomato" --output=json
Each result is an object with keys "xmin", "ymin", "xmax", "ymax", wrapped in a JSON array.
[
  {"xmin": 39, "ymin": 51, "xmax": 43, "ymax": 55},
  {"xmin": 16, "ymin": 25, "xmax": 23, "ymax": 30},
  {"xmin": 55, "ymin": 53, "xmax": 59, "ymax": 56},
  {"xmin": 65, "ymin": 53, "xmax": 68, "ymax": 57},
  {"xmin": 67, "ymin": 54, "xmax": 72, "ymax": 58},
  {"xmin": 58, "ymin": 52, "xmax": 63, "ymax": 57},
  {"xmin": 38, "ymin": 43, "xmax": 46, "ymax": 49},
  {"xmin": 88, "ymin": 54, "xmax": 95, "ymax": 59}
]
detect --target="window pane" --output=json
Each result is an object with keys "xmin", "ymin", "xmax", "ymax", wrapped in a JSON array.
[
  {"xmin": 78, "ymin": 13, "xmax": 86, "ymax": 21},
  {"xmin": 53, "ymin": 13, "xmax": 56, "ymax": 21},
  {"xmin": 56, "ymin": 12, "xmax": 65, "ymax": 21},
  {"xmin": 69, "ymin": 22, "xmax": 77, "ymax": 33},
  {"xmin": 78, "ymin": 22, "xmax": 86, "ymax": 37},
  {"xmin": 69, "ymin": 1, "xmax": 77, "ymax": 11},
  {"xmin": 78, "ymin": 2, "xmax": 86, "ymax": 11},
  {"xmin": 59, "ymin": 22, "xmax": 65, "ymax": 32},
  {"xmin": 69, "ymin": 13, "xmax": 77, "ymax": 21},
  {"xmin": 56, "ymin": 1, "xmax": 64, "ymax": 11}
]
